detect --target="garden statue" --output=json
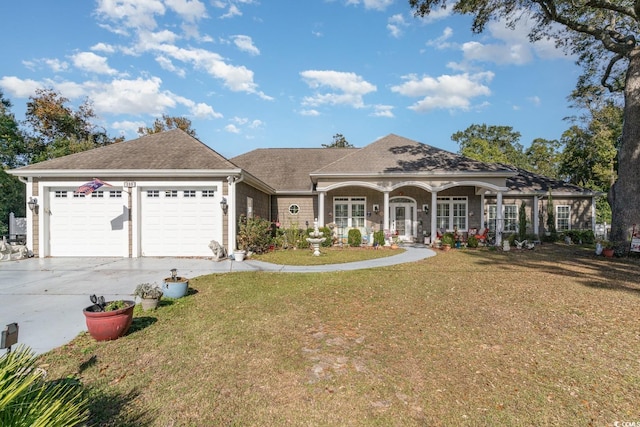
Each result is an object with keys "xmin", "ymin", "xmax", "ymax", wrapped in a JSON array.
[{"xmin": 208, "ymin": 240, "xmax": 227, "ymax": 261}]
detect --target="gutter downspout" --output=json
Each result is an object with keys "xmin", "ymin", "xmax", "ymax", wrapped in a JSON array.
[{"xmin": 227, "ymin": 173, "xmax": 245, "ymax": 255}]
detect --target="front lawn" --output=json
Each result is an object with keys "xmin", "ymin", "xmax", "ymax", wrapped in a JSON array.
[{"xmin": 39, "ymin": 244, "xmax": 640, "ymax": 426}]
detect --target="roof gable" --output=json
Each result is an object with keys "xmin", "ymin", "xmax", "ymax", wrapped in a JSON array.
[{"xmin": 13, "ymin": 128, "xmax": 236, "ymax": 171}]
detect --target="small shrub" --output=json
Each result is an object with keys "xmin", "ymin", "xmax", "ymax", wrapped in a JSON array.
[
  {"xmin": 441, "ymin": 233, "xmax": 455, "ymax": 247},
  {"xmin": 348, "ymin": 229, "xmax": 362, "ymax": 247},
  {"xmin": 373, "ymin": 230, "xmax": 385, "ymax": 246},
  {"xmin": 104, "ymin": 300, "xmax": 127, "ymax": 311},
  {"xmin": 467, "ymin": 235, "xmax": 479, "ymax": 248},
  {"xmin": 320, "ymin": 226, "xmax": 332, "ymax": 247},
  {"xmin": 237, "ymin": 215, "xmax": 274, "ymax": 253},
  {"xmin": 518, "ymin": 200, "xmax": 527, "ymax": 240}
]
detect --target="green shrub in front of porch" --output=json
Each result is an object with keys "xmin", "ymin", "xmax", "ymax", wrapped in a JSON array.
[{"xmin": 347, "ymin": 229, "xmax": 362, "ymax": 247}]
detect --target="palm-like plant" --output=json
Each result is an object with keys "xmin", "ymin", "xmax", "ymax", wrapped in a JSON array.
[{"xmin": 0, "ymin": 345, "xmax": 88, "ymax": 426}]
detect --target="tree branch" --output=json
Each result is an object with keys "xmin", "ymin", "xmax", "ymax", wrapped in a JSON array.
[
  {"xmin": 584, "ymin": 0, "xmax": 636, "ymax": 19},
  {"xmin": 601, "ymin": 53, "xmax": 625, "ymax": 91}
]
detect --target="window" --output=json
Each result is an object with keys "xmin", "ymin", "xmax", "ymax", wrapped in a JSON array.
[
  {"xmin": 165, "ymin": 190, "xmax": 177, "ymax": 198},
  {"xmin": 73, "ymin": 193, "xmax": 86, "ymax": 198},
  {"xmin": 55, "ymin": 191, "xmax": 67, "ymax": 198},
  {"xmin": 147, "ymin": 190, "xmax": 159, "ymax": 198},
  {"xmin": 184, "ymin": 190, "xmax": 196, "ymax": 198},
  {"xmin": 333, "ymin": 197, "xmax": 365, "ymax": 229},
  {"xmin": 91, "ymin": 191, "xmax": 104, "ymax": 198},
  {"xmin": 437, "ymin": 197, "xmax": 467, "ymax": 230},
  {"xmin": 557, "ymin": 205, "xmax": 570, "ymax": 231},
  {"xmin": 289, "ymin": 204, "xmax": 300, "ymax": 215},
  {"xmin": 487, "ymin": 204, "xmax": 518, "ymax": 232},
  {"xmin": 110, "ymin": 191, "xmax": 122, "ymax": 198},
  {"xmin": 202, "ymin": 190, "xmax": 216, "ymax": 197}
]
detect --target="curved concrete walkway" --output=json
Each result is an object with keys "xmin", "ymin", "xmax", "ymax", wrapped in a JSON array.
[{"xmin": 0, "ymin": 246, "xmax": 435, "ymax": 355}]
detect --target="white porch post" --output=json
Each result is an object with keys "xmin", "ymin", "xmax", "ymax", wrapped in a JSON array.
[
  {"xmin": 383, "ymin": 191, "xmax": 390, "ymax": 232},
  {"xmin": 318, "ymin": 191, "xmax": 325, "ymax": 227},
  {"xmin": 533, "ymin": 195, "xmax": 539, "ymax": 237},
  {"xmin": 480, "ymin": 193, "xmax": 485, "ymax": 230},
  {"xmin": 591, "ymin": 196, "xmax": 596, "ymax": 232},
  {"xmin": 431, "ymin": 191, "xmax": 438, "ymax": 237},
  {"xmin": 496, "ymin": 191, "xmax": 503, "ymax": 246},
  {"xmin": 227, "ymin": 176, "xmax": 237, "ymax": 255}
]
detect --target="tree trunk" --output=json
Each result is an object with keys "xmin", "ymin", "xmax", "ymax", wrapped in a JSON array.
[{"xmin": 609, "ymin": 48, "xmax": 640, "ymax": 252}]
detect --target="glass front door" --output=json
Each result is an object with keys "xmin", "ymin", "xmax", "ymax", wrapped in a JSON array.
[{"xmin": 390, "ymin": 200, "xmax": 415, "ymax": 242}]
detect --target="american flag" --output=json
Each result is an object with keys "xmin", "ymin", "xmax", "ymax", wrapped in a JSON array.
[{"xmin": 75, "ymin": 178, "xmax": 112, "ymax": 196}]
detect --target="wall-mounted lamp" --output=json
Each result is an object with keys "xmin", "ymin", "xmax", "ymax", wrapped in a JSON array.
[
  {"xmin": 373, "ymin": 204, "xmax": 380, "ymax": 214},
  {"xmin": 422, "ymin": 204, "xmax": 429, "ymax": 214},
  {"xmin": 27, "ymin": 197, "xmax": 38, "ymax": 212},
  {"xmin": 220, "ymin": 197, "xmax": 228, "ymax": 214}
]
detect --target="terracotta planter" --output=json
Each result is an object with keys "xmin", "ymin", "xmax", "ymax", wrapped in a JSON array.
[
  {"xmin": 603, "ymin": 248, "xmax": 615, "ymax": 258},
  {"xmin": 83, "ymin": 300, "xmax": 135, "ymax": 341},
  {"xmin": 441, "ymin": 244, "xmax": 451, "ymax": 252}
]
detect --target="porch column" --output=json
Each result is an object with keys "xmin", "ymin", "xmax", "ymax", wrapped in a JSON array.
[
  {"xmin": 383, "ymin": 191, "xmax": 390, "ymax": 232},
  {"xmin": 431, "ymin": 191, "xmax": 438, "ymax": 237},
  {"xmin": 591, "ymin": 196, "xmax": 596, "ymax": 233},
  {"xmin": 480, "ymin": 193, "xmax": 485, "ymax": 230},
  {"xmin": 533, "ymin": 195, "xmax": 539, "ymax": 237},
  {"xmin": 318, "ymin": 191, "xmax": 325, "ymax": 227},
  {"xmin": 496, "ymin": 191, "xmax": 503, "ymax": 246},
  {"xmin": 227, "ymin": 176, "xmax": 237, "ymax": 255}
]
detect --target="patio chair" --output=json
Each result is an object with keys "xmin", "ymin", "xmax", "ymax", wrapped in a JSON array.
[{"xmin": 475, "ymin": 228, "xmax": 489, "ymax": 245}]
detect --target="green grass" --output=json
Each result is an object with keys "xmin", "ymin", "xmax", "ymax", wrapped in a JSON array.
[
  {"xmin": 38, "ymin": 244, "xmax": 640, "ymax": 426},
  {"xmin": 253, "ymin": 246, "xmax": 404, "ymax": 265}
]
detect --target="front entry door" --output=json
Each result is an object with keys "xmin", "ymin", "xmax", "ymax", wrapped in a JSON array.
[{"xmin": 390, "ymin": 200, "xmax": 415, "ymax": 242}]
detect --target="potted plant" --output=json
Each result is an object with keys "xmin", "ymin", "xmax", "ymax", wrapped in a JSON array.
[
  {"xmin": 83, "ymin": 295, "xmax": 135, "ymax": 341},
  {"xmin": 134, "ymin": 283, "xmax": 163, "ymax": 311},
  {"xmin": 162, "ymin": 268, "xmax": 189, "ymax": 298},
  {"xmin": 441, "ymin": 232, "xmax": 455, "ymax": 251},
  {"xmin": 602, "ymin": 241, "xmax": 615, "ymax": 258},
  {"xmin": 467, "ymin": 235, "xmax": 479, "ymax": 249}
]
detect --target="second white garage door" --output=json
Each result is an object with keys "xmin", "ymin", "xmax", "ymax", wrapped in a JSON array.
[{"xmin": 140, "ymin": 187, "xmax": 222, "ymax": 257}]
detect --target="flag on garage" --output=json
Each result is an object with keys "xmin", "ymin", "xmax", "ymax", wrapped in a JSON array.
[{"xmin": 75, "ymin": 178, "xmax": 112, "ymax": 196}]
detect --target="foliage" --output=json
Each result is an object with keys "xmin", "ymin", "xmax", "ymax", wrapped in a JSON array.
[
  {"xmin": 280, "ymin": 222, "xmax": 308, "ymax": 250},
  {"xmin": 467, "ymin": 235, "xmax": 479, "ymax": 248},
  {"xmin": 347, "ymin": 228, "xmax": 362, "ymax": 247},
  {"xmin": 518, "ymin": 200, "xmax": 528, "ymax": 241},
  {"xmin": 137, "ymin": 114, "xmax": 198, "ymax": 138},
  {"xmin": 0, "ymin": 90, "xmax": 27, "ymax": 169},
  {"xmin": 237, "ymin": 215, "xmax": 273, "ymax": 253},
  {"xmin": 562, "ymin": 229, "xmax": 595, "ymax": 245},
  {"xmin": 104, "ymin": 300, "xmax": 127, "ymax": 312},
  {"xmin": 322, "ymin": 133, "xmax": 354, "ymax": 148},
  {"xmin": 409, "ymin": 0, "xmax": 640, "ymax": 251},
  {"xmin": 441, "ymin": 232, "xmax": 455, "ymax": 247},
  {"xmin": 0, "ymin": 170, "xmax": 25, "ymax": 236},
  {"xmin": 452, "ymin": 124, "xmax": 529, "ymax": 169},
  {"xmin": 525, "ymin": 138, "xmax": 561, "ymax": 178},
  {"xmin": 133, "ymin": 283, "xmax": 163, "ymax": 299},
  {"xmin": 373, "ymin": 230, "xmax": 386, "ymax": 246},
  {"xmin": 546, "ymin": 191, "xmax": 556, "ymax": 236},
  {"xmin": 0, "ymin": 345, "xmax": 88, "ymax": 426},
  {"xmin": 319, "ymin": 226, "xmax": 333, "ymax": 247}
]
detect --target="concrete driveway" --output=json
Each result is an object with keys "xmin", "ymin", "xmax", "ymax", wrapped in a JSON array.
[{"xmin": 0, "ymin": 247, "xmax": 434, "ymax": 355}]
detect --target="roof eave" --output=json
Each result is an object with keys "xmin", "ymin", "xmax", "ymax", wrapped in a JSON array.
[{"xmin": 8, "ymin": 169, "xmax": 243, "ymax": 178}]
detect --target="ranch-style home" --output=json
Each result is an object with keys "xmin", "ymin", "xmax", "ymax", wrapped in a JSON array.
[{"xmin": 9, "ymin": 129, "xmax": 599, "ymax": 258}]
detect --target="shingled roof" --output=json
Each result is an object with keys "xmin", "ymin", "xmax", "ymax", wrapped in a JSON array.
[
  {"xmin": 505, "ymin": 167, "xmax": 598, "ymax": 195},
  {"xmin": 12, "ymin": 128, "xmax": 236, "ymax": 172},
  {"xmin": 231, "ymin": 148, "xmax": 358, "ymax": 192},
  {"xmin": 312, "ymin": 134, "xmax": 514, "ymax": 175}
]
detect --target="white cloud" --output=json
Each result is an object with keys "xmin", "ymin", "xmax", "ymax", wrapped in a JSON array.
[
  {"xmin": 300, "ymin": 109, "xmax": 320, "ymax": 116},
  {"xmin": 111, "ymin": 119, "xmax": 146, "ymax": 134},
  {"xmin": 71, "ymin": 52, "xmax": 118, "ymax": 75},
  {"xmin": 91, "ymin": 42, "xmax": 116, "ymax": 53},
  {"xmin": 391, "ymin": 72, "xmax": 494, "ymax": 112},
  {"xmin": 528, "ymin": 95, "xmax": 541, "ymax": 106},
  {"xmin": 300, "ymin": 70, "xmax": 376, "ymax": 108},
  {"xmin": 0, "ymin": 76, "xmax": 42, "ymax": 98},
  {"xmin": 155, "ymin": 56, "xmax": 186, "ymax": 77},
  {"xmin": 346, "ymin": 0, "xmax": 394, "ymax": 11},
  {"xmin": 164, "ymin": 0, "xmax": 207, "ymax": 22},
  {"xmin": 387, "ymin": 14, "xmax": 408, "ymax": 38},
  {"xmin": 189, "ymin": 102, "xmax": 222, "ymax": 118},
  {"xmin": 232, "ymin": 35, "xmax": 260, "ymax": 55},
  {"xmin": 371, "ymin": 104, "xmax": 394, "ymax": 118},
  {"xmin": 96, "ymin": 0, "xmax": 166, "ymax": 30},
  {"xmin": 224, "ymin": 123, "xmax": 240, "ymax": 133},
  {"xmin": 426, "ymin": 27, "xmax": 454, "ymax": 50}
]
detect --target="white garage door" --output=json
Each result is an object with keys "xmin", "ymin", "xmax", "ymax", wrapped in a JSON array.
[
  {"xmin": 49, "ymin": 189, "xmax": 127, "ymax": 256},
  {"xmin": 140, "ymin": 187, "xmax": 222, "ymax": 257}
]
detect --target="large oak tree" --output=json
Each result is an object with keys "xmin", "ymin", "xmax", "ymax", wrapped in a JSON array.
[{"xmin": 410, "ymin": 0, "xmax": 640, "ymax": 250}]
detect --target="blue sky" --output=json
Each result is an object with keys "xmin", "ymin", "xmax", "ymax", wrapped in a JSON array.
[{"xmin": 1, "ymin": 0, "xmax": 581, "ymax": 159}]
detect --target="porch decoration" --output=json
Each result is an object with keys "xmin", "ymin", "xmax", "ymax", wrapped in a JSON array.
[
  {"xmin": 133, "ymin": 283, "xmax": 163, "ymax": 311},
  {"xmin": 83, "ymin": 295, "xmax": 135, "ymax": 341},
  {"xmin": 306, "ymin": 219, "xmax": 327, "ymax": 256}
]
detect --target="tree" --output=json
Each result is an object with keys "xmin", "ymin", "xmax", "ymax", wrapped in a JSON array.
[
  {"xmin": 409, "ymin": 0, "xmax": 640, "ymax": 250},
  {"xmin": 137, "ymin": 115, "xmax": 197, "ymax": 138},
  {"xmin": 525, "ymin": 138, "xmax": 561, "ymax": 179},
  {"xmin": 322, "ymin": 133, "xmax": 354, "ymax": 148},
  {"xmin": 25, "ymin": 88, "xmax": 121, "ymax": 163},
  {"xmin": 0, "ymin": 91, "xmax": 26, "ymax": 235},
  {"xmin": 451, "ymin": 124, "xmax": 529, "ymax": 168}
]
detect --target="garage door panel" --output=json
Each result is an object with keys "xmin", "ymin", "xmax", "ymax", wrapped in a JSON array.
[
  {"xmin": 141, "ymin": 187, "xmax": 222, "ymax": 257},
  {"xmin": 49, "ymin": 190, "xmax": 126, "ymax": 256}
]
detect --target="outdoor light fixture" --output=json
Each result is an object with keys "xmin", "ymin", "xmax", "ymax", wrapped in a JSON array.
[
  {"xmin": 422, "ymin": 204, "xmax": 429, "ymax": 214},
  {"xmin": 373, "ymin": 204, "xmax": 380, "ymax": 214},
  {"xmin": 27, "ymin": 197, "xmax": 38, "ymax": 212},
  {"xmin": 220, "ymin": 197, "xmax": 228, "ymax": 214},
  {"xmin": 170, "ymin": 268, "xmax": 178, "ymax": 280}
]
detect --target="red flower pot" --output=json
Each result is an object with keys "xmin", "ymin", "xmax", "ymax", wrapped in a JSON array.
[
  {"xmin": 83, "ymin": 301, "xmax": 135, "ymax": 341},
  {"xmin": 603, "ymin": 248, "xmax": 615, "ymax": 258}
]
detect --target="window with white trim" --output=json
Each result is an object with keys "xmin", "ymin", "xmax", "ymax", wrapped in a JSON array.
[
  {"xmin": 55, "ymin": 191, "xmax": 68, "ymax": 198},
  {"xmin": 487, "ymin": 204, "xmax": 518, "ymax": 232},
  {"xmin": 556, "ymin": 205, "xmax": 570, "ymax": 231},
  {"xmin": 91, "ymin": 191, "xmax": 104, "ymax": 198},
  {"xmin": 334, "ymin": 197, "xmax": 365, "ymax": 229},
  {"xmin": 183, "ymin": 190, "xmax": 196, "ymax": 198},
  {"xmin": 202, "ymin": 190, "xmax": 216, "ymax": 197},
  {"xmin": 110, "ymin": 191, "xmax": 122, "ymax": 198},
  {"xmin": 165, "ymin": 190, "xmax": 177, "ymax": 198},
  {"xmin": 147, "ymin": 190, "xmax": 159, "ymax": 198},
  {"xmin": 289, "ymin": 204, "xmax": 300, "ymax": 215},
  {"xmin": 437, "ymin": 197, "xmax": 467, "ymax": 230}
]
